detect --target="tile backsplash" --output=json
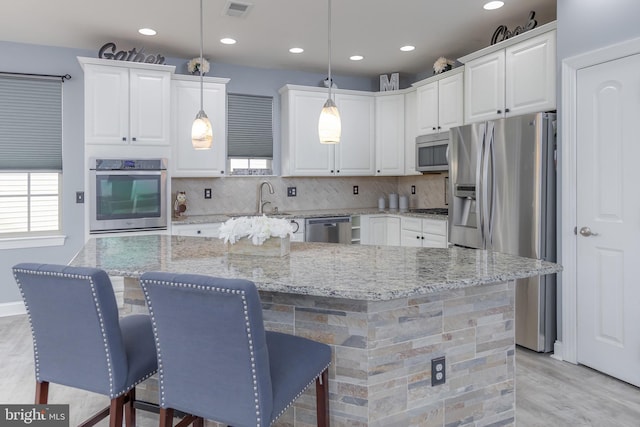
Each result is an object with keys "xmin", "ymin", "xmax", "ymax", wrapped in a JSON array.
[{"xmin": 172, "ymin": 173, "xmax": 448, "ymax": 216}]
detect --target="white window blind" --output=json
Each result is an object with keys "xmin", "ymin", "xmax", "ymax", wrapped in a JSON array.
[
  {"xmin": 0, "ymin": 74, "xmax": 62, "ymax": 236},
  {"xmin": 0, "ymin": 75, "xmax": 62, "ymax": 170},
  {"xmin": 227, "ymin": 93, "xmax": 273, "ymax": 158}
]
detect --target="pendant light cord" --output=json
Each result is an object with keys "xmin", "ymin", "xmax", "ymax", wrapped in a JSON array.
[
  {"xmin": 199, "ymin": 0, "xmax": 204, "ymax": 111},
  {"xmin": 327, "ymin": 0, "xmax": 332, "ymax": 100}
]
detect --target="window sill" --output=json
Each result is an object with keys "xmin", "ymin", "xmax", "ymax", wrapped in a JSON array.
[{"xmin": 0, "ymin": 235, "xmax": 67, "ymax": 250}]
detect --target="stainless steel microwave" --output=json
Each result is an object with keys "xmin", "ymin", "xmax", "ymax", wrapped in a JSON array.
[{"xmin": 416, "ymin": 132, "xmax": 449, "ymax": 172}]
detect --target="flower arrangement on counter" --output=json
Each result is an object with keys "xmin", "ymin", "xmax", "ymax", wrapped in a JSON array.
[
  {"xmin": 187, "ymin": 57, "xmax": 210, "ymax": 74},
  {"xmin": 219, "ymin": 215, "xmax": 294, "ymax": 246},
  {"xmin": 433, "ymin": 56, "xmax": 455, "ymax": 74}
]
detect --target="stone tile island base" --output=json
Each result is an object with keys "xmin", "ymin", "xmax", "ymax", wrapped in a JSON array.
[{"xmin": 122, "ymin": 277, "xmax": 515, "ymax": 427}]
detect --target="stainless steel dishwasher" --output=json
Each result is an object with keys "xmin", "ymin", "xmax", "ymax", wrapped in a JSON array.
[{"xmin": 304, "ymin": 216, "xmax": 352, "ymax": 243}]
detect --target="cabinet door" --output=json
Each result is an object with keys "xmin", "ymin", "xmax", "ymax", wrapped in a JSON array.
[
  {"xmin": 129, "ymin": 69, "xmax": 171, "ymax": 145},
  {"xmin": 416, "ymin": 81, "xmax": 439, "ymax": 134},
  {"xmin": 369, "ymin": 216, "xmax": 388, "ymax": 245},
  {"xmin": 438, "ymin": 72, "xmax": 464, "ymax": 132},
  {"xmin": 401, "ymin": 228, "xmax": 423, "ymax": 247},
  {"xmin": 464, "ymin": 51, "xmax": 505, "ymax": 123},
  {"xmin": 385, "ymin": 216, "xmax": 401, "ymax": 246},
  {"xmin": 375, "ymin": 94, "xmax": 405, "ymax": 176},
  {"xmin": 505, "ymin": 30, "xmax": 556, "ymax": 116},
  {"xmin": 404, "ymin": 90, "xmax": 420, "ymax": 175},
  {"xmin": 335, "ymin": 93, "xmax": 375, "ymax": 176},
  {"xmin": 171, "ymin": 79, "xmax": 227, "ymax": 176},
  {"xmin": 283, "ymin": 90, "xmax": 334, "ymax": 176},
  {"xmin": 84, "ymin": 65, "xmax": 129, "ymax": 145}
]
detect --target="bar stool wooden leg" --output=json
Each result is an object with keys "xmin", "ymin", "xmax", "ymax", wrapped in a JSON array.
[
  {"xmin": 35, "ymin": 381, "xmax": 49, "ymax": 404},
  {"xmin": 125, "ymin": 388, "xmax": 136, "ymax": 427},
  {"xmin": 315, "ymin": 368, "xmax": 330, "ymax": 427},
  {"xmin": 159, "ymin": 408, "xmax": 174, "ymax": 427}
]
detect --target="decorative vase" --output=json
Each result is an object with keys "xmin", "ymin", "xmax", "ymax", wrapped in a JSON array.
[{"xmin": 226, "ymin": 236, "xmax": 290, "ymax": 257}]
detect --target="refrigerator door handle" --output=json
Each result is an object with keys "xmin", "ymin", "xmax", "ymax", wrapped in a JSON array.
[
  {"xmin": 478, "ymin": 124, "xmax": 487, "ymax": 246},
  {"xmin": 480, "ymin": 123, "xmax": 493, "ymax": 248}
]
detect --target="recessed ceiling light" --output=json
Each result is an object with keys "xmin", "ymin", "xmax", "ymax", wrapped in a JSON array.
[
  {"xmin": 220, "ymin": 38, "xmax": 237, "ymax": 45},
  {"xmin": 138, "ymin": 28, "xmax": 157, "ymax": 36},
  {"xmin": 483, "ymin": 1, "xmax": 504, "ymax": 10},
  {"xmin": 350, "ymin": 55, "xmax": 364, "ymax": 61},
  {"xmin": 289, "ymin": 47, "xmax": 304, "ymax": 54},
  {"xmin": 400, "ymin": 45, "xmax": 415, "ymax": 52}
]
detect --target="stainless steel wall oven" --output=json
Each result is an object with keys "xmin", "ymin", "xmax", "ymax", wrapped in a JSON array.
[{"xmin": 89, "ymin": 158, "xmax": 167, "ymax": 233}]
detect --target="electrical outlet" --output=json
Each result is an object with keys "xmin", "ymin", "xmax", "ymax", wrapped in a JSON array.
[
  {"xmin": 287, "ymin": 187, "xmax": 297, "ymax": 197},
  {"xmin": 431, "ymin": 356, "xmax": 446, "ymax": 386},
  {"xmin": 75, "ymin": 191, "xmax": 84, "ymax": 204},
  {"xmin": 204, "ymin": 188, "xmax": 212, "ymax": 199},
  {"xmin": 411, "ymin": 185, "xmax": 416, "ymax": 195},
  {"xmin": 353, "ymin": 185, "xmax": 359, "ymax": 195}
]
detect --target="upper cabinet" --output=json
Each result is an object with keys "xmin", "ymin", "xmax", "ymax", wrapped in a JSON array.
[
  {"xmin": 414, "ymin": 68, "xmax": 464, "ymax": 135},
  {"xmin": 461, "ymin": 25, "xmax": 556, "ymax": 123},
  {"xmin": 375, "ymin": 92, "xmax": 405, "ymax": 175},
  {"xmin": 79, "ymin": 57, "xmax": 174, "ymax": 146},
  {"xmin": 280, "ymin": 85, "xmax": 374, "ymax": 176},
  {"xmin": 403, "ymin": 89, "xmax": 421, "ymax": 176},
  {"xmin": 171, "ymin": 75, "xmax": 229, "ymax": 177}
]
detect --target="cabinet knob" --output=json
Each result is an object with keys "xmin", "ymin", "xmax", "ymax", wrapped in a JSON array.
[
  {"xmin": 330, "ymin": 170, "xmax": 334, "ymax": 173},
  {"xmin": 122, "ymin": 137, "xmax": 127, "ymax": 141},
  {"xmin": 416, "ymin": 236, "xmax": 420, "ymax": 239},
  {"xmin": 421, "ymin": 236, "xmax": 425, "ymax": 240},
  {"xmin": 505, "ymin": 108, "xmax": 510, "ymax": 113},
  {"xmin": 132, "ymin": 137, "xmax": 137, "ymax": 141},
  {"xmin": 497, "ymin": 110, "xmax": 502, "ymax": 114},
  {"xmin": 336, "ymin": 170, "xmax": 340, "ymax": 173},
  {"xmin": 437, "ymin": 126, "xmax": 441, "ymax": 129},
  {"xmin": 197, "ymin": 230, "xmax": 201, "ymax": 234},
  {"xmin": 432, "ymin": 127, "xmax": 436, "ymax": 130},
  {"xmin": 220, "ymin": 171, "xmax": 224, "ymax": 174},
  {"xmin": 377, "ymin": 170, "xmax": 381, "ymax": 173}
]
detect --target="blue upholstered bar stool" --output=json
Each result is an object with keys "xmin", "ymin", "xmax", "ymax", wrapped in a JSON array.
[
  {"xmin": 12, "ymin": 263, "xmax": 158, "ymax": 427},
  {"xmin": 139, "ymin": 272, "xmax": 332, "ymax": 427}
]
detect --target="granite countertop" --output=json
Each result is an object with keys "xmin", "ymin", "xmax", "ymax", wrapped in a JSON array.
[
  {"xmin": 172, "ymin": 207, "xmax": 448, "ymax": 226},
  {"xmin": 70, "ymin": 235, "xmax": 562, "ymax": 301}
]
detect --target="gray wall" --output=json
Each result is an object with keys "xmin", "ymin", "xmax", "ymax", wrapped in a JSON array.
[
  {"xmin": 555, "ymin": 0, "xmax": 640, "ymax": 341},
  {"xmin": 0, "ymin": 40, "xmax": 379, "ymax": 306}
]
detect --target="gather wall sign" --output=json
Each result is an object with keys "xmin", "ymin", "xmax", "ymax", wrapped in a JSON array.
[
  {"xmin": 98, "ymin": 42, "xmax": 166, "ymax": 64},
  {"xmin": 491, "ymin": 11, "xmax": 538, "ymax": 45}
]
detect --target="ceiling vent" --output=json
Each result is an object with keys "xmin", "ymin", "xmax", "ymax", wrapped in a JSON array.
[{"xmin": 224, "ymin": 1, "xmax": 253, "ymax": 18}]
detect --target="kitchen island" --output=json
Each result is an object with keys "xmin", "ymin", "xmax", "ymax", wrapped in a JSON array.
[{"xmin": 70, "ymin": 235, "xmax": 561, "ymax": 427}]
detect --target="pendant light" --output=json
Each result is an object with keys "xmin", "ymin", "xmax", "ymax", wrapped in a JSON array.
[
  {"xmin": 318, "ymin": 0, "xmax": 341, "ymax": 144},
  {"xmin": 191, "ymin": 0, "xmax": 213, "ymax": 149}
]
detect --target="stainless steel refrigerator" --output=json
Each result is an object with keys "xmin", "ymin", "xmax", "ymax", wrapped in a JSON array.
[{"xmin": 448, "ymin": 112, "xmax": 557, "ymax": 352}]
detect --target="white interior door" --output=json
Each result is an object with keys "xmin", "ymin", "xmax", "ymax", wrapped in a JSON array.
[{"xmin": 576, "ymin": 53, "xmax": 640, "ymax": 387}]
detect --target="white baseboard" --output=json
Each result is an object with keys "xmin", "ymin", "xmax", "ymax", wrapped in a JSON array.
[
  {"xmin": 0, "ymin": 301, "xmax": 26, "ymax": 317},
  {"xmin": 550, "ymin": 340, "xmax": 564, "ymax": 361}
]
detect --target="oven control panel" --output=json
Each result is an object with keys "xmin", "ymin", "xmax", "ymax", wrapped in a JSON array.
[{"xmin": 92, "ymin": 158, "xmax": 167, "ymax": 170}]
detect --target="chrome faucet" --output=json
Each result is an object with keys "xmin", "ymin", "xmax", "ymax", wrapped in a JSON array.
[{"xmin": 258, "ymin": 180, "xmax": 275, "ymax": 214}]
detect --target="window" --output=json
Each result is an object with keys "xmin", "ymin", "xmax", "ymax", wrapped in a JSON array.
[
  {"xmin": 0, "ymin": 75, "xmax": 62, "ymax": 238},
  {"xmin": 227, "ymin": 93, "xmax": 273, "ymax": 175}
]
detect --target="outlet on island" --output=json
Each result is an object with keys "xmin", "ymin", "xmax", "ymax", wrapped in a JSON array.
[
  {"xmin": 204, "ymin": 188, "xmax": 212, "ymax": 199},
  {"xmin": 353, "ymin": 185, "xmax": 359, "ymax": 195},
  {"xmin": 287, "ymin": 187, "xmax": 297, "ymax": 197}
]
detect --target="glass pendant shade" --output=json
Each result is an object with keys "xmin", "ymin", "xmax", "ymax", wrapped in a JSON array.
[
  {"xmin": 318, "ymin": 98, "xmax": 341, "ymax": 144},
  {"xmin": 191, "ymin": 110, "xmax": 213, "ymax": 150}
]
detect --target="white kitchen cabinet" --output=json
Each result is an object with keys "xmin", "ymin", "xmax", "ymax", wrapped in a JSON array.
[
  {"xmin": 375, "ymin": 93, "xmax": 405, "ymax": 176},
  {"xmin": 171, "ymin": 75, "xmax": 229, "ymax": 177},
  {"xmin": 400, "ymin": 217, "xmax": 448, "ymax": 248},
  {"xmin": 403, "ymin": 89, "xmax": 421, "ymax": 175},
  {"xmin": 415, "ymin": 69, "xmax": 464, "ymax": 135},
  {"xmin": 361, "ymin": 215, "xmax": 400, "ymax": 246},
  {"xmin": 171, "ymin": 222, "xmax": 222, "ymax": 237},
  {"xmin": 280, "ymin": 85, "xmax": 374, "ymax": 176},
  {"xmin": 463, "ymin": 29, "xmax": 556, "ymax": 123},
  {"xmin": 81, "ymin": 59, "xmax": 173, "ymax": 146}
]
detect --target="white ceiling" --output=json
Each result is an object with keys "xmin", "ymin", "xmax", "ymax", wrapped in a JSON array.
[{"xmin": 1, "ymin": 0, "xmax": 556, "ymax": 78}]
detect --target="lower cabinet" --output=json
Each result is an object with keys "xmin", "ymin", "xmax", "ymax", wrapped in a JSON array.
[
  {"xmin": 361, "ymin": 215, "xmax": 401, "ymax": 246},
  {"xmin": 171, "ymin": 222, "xmax": 222, "ymax": 238},
  {"xmin": 400, "ymin": 217, "xmax": 448, "ymax": 248}
]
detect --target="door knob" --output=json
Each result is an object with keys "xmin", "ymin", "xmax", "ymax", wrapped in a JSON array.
[{"xmin": 579, "ymin": 227, "xmax": 599, "ymax": 237}]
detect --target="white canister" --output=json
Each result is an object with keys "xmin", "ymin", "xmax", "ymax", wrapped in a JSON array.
[
  {"xmin": 389, "ymin": 193, "xmax": 399, "ymax": 210},
  {"xmin": 399, "ymin": 195, "xmax": 409, "ymax": 211},
  {"xmin": 378, "ymin": 196, "xmax": 386, "ymax": 211}
]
